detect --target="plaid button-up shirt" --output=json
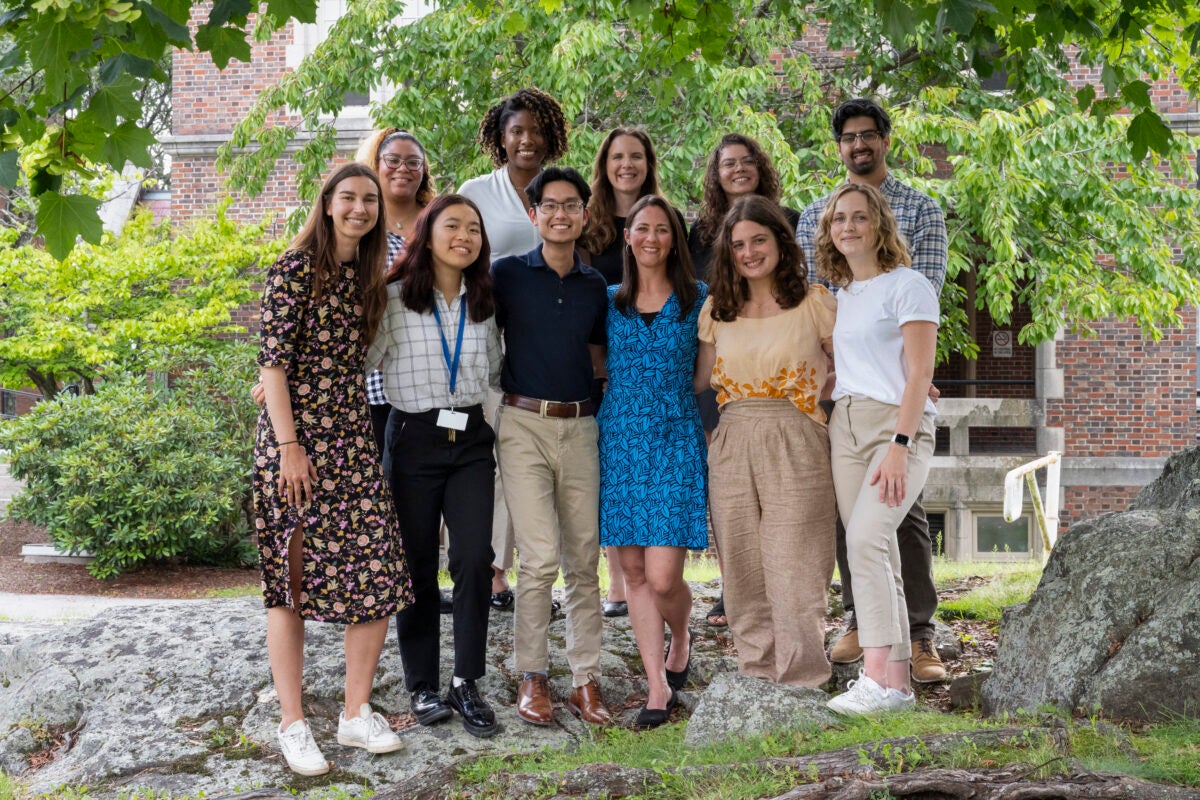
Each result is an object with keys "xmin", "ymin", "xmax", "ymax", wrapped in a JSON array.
[{"xmin": 795, "ymin": 174, "xmax": 947, "ymax": 297}]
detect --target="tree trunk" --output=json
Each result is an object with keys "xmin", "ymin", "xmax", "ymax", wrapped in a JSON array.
[{"xmin": 24, "ymin": 366, "xmax": 58, "ymax": 400}]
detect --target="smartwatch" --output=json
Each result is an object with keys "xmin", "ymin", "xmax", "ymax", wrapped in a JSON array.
[{"xmin": 891, "ymin": 432, "xmax": 911, "ymax": 449}]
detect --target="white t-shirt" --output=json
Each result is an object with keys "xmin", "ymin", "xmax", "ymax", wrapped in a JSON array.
[
  {"xmin": 832, "ymin": 267, "xmax": 940, "ymax": 415},
  {"xmin": 457, "ymin": 167, "xmax": 542, "ymax": 262}
]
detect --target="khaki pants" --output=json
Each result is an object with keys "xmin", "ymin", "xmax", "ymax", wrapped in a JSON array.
[
  {"xmin": 495, "ymin": 405, "xmax": 602, "ymax": 686},
  {"xmin": 709, "ymin": 399, "xmax": 836, "ymax": 687},
  {"xmin": 829, "ymin": 396, "xmax": 935, "ymax": 661},
  {"xmin": 487, "ymin": 389, "xmax": 515, "ymax": 571}
]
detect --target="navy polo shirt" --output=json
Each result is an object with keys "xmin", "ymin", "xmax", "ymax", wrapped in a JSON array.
[{"xmin": 492, "ymin": 245, "xmax": 608, "ymax": 402}]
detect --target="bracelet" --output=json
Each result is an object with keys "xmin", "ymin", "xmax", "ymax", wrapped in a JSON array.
[{"xmin": 277, "ymin": 440, "xmax": 298, "ymax": 446}]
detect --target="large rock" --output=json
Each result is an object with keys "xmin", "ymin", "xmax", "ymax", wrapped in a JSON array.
[
  {"xmin": 981, "ymin": 447, "xmax": 1200, "ymax": 721},
  {"xmin": 0, "ymin": 590, "xmax": 738, "ymax": 797},
  {"xmin": 684, "ymin": 672, "xmax": 838, "ymax": 748}
]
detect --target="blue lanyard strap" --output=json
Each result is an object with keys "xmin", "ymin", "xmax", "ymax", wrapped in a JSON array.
[{"xmin": 432, "ymin": 300, "xmax": 467, "ymax": 397}]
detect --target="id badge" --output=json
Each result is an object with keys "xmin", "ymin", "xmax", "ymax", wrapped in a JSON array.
[{"xmin": 437, "ymin": 409, "xmax": 469, "ymax": 431}]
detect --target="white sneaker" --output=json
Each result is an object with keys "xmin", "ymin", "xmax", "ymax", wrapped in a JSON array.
[
  {"xmin": 885, "ymin": 687, "xmax": 917, "ymax": 712},
  {"xmin": 337, "ymin": 703, "xmax": 404, "ymax": 754},
  {"xmin": 276, "ymin": 719, "xmax": 330, "ymax": 776},
  {"xmin": 827, "ymin": 671, "xmax": 896, "ymax": 716}
]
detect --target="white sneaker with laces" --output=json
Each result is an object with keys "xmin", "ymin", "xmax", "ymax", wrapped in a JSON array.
[
  {"xmin": 885, "ymin": 687, "xmax": 916, "ymax": 712},
  {"xmin": 827, "ymin": 670, "xmax": 895, "ymax": 716},
  {"xmin": 276, "ymin": 719, "xmax": 330, "ymax": 776},
  {"xmin": 337, "ymin": 703, "xmax": 404, "ymax": 754}
]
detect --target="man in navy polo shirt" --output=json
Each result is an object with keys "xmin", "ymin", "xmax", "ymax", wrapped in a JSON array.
[{"xmin": 492, "ymin": 166, "xmax": 614, "ymax": 727}]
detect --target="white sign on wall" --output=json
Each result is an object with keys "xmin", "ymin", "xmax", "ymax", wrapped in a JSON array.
[{"xmin": 992, "ymin": 330, "xmax": 1013, "ymax": 358}]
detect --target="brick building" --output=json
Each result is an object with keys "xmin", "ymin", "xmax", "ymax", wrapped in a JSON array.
[{"xmin": 164, "ymin": 5, "xmax": 1200, "ymax": 560}]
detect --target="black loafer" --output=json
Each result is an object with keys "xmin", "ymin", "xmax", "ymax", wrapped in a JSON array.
[
  {"xmin": 601, "ymin": 600, "xmax": 628, "ymax": 617},
  {"xmin": 665, "ymin": 628, "xmax": 694, "ymax": 691},
  {"xmin": 446, "ymin": 680, "xmax": 500, "ymax": 738},
  {"xmin": 634, "ymin": 690, "xmax": 676, "ymax": 730},
  {"xmin": 490, "ymin": 589, "xmax": 514, "ymax": 609},
  {"xmin": 411, "ymin": 688, "xmax": 452, "ymax": 726},
  {"xmin": 439, "ymin": 590, "xmax": 453, "ymax": 614}
]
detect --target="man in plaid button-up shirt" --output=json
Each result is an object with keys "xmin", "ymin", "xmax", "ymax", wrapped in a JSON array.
[{"xmin": 795, "ymin": 97, "xmax": 949, "ymax": 684}]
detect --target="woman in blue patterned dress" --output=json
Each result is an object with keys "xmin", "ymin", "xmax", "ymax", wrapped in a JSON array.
[{"xmin": 598, "ymin": 194, "xmax": 708, "ymax": 729}]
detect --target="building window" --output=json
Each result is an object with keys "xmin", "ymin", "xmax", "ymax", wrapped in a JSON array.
[
  {"xmin": 287, "ymin": 0, "xmax": 436, "ymax": 114},
  {"xmin": 927, "ymin": 512, "xmax": 946, "ymax": 556},
  {"xmin": 975, "ymin": 513, "xmax": 1033, "ymax": 559},
  {"xmin": 1, "ymin": 390, "xmax": 14, "ymax": 419}
]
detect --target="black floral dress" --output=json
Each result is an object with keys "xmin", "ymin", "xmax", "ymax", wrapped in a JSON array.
[{"xmin": 253, "ymin": 249, "xmax": 412, "ymax": 623}]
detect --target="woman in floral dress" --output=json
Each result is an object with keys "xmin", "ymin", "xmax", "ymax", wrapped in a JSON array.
[{"xmin": 254, "ymin": 162, "xmax": 413, "ymax": 776}]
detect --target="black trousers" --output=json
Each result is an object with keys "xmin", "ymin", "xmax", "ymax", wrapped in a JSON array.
[
  {"xmin": 387, "ymin": 405, "xmax": 496, "ymax": 691},
  {"xmin": 836, "ymin": 492, "xmax": 938, "ymax": 641},
  {"xmin": 369, "ymin": 402, "xmax": 391, "ymax": 456}
]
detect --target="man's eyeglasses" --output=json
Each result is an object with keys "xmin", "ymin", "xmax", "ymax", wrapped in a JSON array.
[
  {"xmin": 380, "ymin": 155, "xmax": 425, "ymax": 171},
  {"xmin": 534, "ymin": 200, "xmax": 586, "ymax": 215},
  {"xmin": 836, "ymin": 131, "xmax": 882, "ymax": 146}
]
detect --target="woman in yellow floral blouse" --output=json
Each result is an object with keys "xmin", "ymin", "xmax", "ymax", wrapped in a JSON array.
[{"xmin": 694, "ymin": 194, "xmax": 837, "ymax": 686}]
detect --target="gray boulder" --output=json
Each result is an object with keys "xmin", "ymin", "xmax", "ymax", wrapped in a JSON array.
[
  {"xmin": 981, "ymin": 446, "xmax": 1200, "ymax": 721},
  {"xmin": 683, "ymin": 672, "xmax": 838, "ymax": 748}
]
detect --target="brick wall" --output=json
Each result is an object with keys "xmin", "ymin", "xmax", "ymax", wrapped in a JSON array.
[
  {"xmin": 1045, "ymin": 307, "xmax": 1196, "ymax": 457},
  {"xmin": 934, "ymin": 293, "xmax": 1036, "ymax": 399},
  {"xmin": 1060, "ymin": 485, "xmax": 1142, "ymax": 530}
]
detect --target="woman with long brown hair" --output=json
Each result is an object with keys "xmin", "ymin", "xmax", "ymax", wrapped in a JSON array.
[{"xmin": 254, "ymin": 162, "xmax": 412, "ymax": 775}]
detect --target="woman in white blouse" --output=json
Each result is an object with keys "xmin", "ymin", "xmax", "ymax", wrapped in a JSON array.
[
  {"xmin": 817, "ymin": 183, "xmax": 939, "ymax": 716},
  {"xmin": 367, "ymin": 194, "xmax": 504, "ymax": 738}
]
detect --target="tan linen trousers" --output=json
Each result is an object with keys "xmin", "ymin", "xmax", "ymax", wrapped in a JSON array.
[
  {"xmin": 709, "ymin": 399, "xmax": 836, "ymax": 687},
  {"xmin": 829, "ymin": 396, "xmax": 935, "ymax": 661}
]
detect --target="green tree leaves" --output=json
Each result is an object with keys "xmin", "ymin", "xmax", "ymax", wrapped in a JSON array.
[{"xmin": 0, "ymin": 0, "xmax": 318, "ymax": 259}]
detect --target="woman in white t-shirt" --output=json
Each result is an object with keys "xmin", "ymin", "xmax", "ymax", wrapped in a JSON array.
[{"xmin": 816, "ymin": 183, "xmax": 939, "ymax": 716}]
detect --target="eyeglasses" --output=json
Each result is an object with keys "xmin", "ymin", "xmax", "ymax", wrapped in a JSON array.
[
  {"xmin": 380, "ymin": 155, "xmax": 425, "ymax": 171},
  {"xmin": 836, "ymin": 131, "xmax": 882, "ymax": 146},
  {"xmin": 718, "ymin": 156, "xmax": 757, "ymax": 171},
  {"xmin": 534, "ymin": 200, "xmax": 586, "ymax": 215}
]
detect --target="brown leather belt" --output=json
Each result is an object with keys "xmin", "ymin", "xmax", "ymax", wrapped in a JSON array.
[{"xmin": 502, "ymin": 393, "xmax": 595, "ymax": 418}]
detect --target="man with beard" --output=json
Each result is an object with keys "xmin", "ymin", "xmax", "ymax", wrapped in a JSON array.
[{"xmin": 795, "ymin": 97, "xmax": 949, "ymax": 684}]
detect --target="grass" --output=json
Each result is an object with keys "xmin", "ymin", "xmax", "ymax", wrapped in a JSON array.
[
  {"xmin": 432, "ymin": 552, "xmax": 724, "ymax": 594},
  {"xmin": 936, "ymin": 563, "xmax": 1043, "ymax": 622}
]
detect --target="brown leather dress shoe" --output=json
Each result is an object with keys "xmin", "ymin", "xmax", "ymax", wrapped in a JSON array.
[
  {"xmin": 566, "ymin": 678, "xmax": 613, "ymax": 725},
  {"xmin": 517, "ymin": 675, "xmax": 554, "ymax": 726}
]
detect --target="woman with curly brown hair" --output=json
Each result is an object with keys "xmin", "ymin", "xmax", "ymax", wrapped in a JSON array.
[
  {"xmin": 688, "ymin": 133, "xmax": 799, "ymax": 283},
  {"xmin": 458, "ymin": 87, "xmax": 571, "ymax": 608},
  {"xmin": 459, "ymin": 87, "xmax": 570, "ymax": 262},
  {"xmin": 693, "ymin": 194, "xmax": 837, "ymax": 687}
]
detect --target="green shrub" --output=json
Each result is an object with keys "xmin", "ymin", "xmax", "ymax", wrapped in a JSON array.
[{"xmin": 0, "ymin": 343, "xmax": 260, "ymax": 579}]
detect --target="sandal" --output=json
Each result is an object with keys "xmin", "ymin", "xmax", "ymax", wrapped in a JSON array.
[
  {"xmin": 705, "ymin": 595, "xmax": 727, "ymax": 627},
  {"xmin": 490, "ymin": 589, "xmax": 514, "ymax": 610}
]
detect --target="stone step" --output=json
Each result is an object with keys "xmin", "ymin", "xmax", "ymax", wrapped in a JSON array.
[{"xmin": 20, "ymin": 543, "xmax": 95, "ymax": 565}]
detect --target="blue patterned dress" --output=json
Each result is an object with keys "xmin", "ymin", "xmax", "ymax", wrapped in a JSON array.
[{"xmin": 598, "ymin": 282, "xmax": 709, "ymax": 548}]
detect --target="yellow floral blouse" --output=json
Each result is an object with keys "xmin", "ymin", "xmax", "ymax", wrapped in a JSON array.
[{"xmin": 697, "ymin": 286, "xmax": 837, "ymax": 424}]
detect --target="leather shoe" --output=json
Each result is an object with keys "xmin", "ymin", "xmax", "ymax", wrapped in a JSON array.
[
  {"xmin": 911, "ymin": 638, "xmax": 947, "ymax": 683},
  {"xmin": 517, "ymin": 674, "xmax": 554, "ymax": 726},
  {"xmin": 566, "ymin": 677, "xmax": 613, "ymax": 726},
  {"xmin": 830, "ymin": 628, "xmax": 863, "ymax": 663},
  {"xmin": 601, "ymin": 599, "xmax": 628, "ymax": 617},
  {"xmin": 410, "ymin": 688, "xmax": 452, "ymax": 726},
  {"xmin": 445, "ymin": 680, "xmax": 499, "ymax": 738}
]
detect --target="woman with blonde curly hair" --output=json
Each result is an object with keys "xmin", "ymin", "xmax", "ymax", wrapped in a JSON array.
[
  {"xmin": 354, "ymin": 127, "xmax": 437, "ymax": 452},
  {"xmin": 818, "ymin": 183, "xmax": 939, "ymax": 717}
]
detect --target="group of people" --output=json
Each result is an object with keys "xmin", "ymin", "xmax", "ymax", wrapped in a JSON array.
[{"xmin": 251, "ymin": 91, "xmax": 949, "ymax": 777}]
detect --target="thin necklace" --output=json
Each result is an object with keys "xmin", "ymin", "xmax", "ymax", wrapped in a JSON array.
[{"xmin": 844, "ymin": 272, "xmax": 882, "ymax": 295}]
